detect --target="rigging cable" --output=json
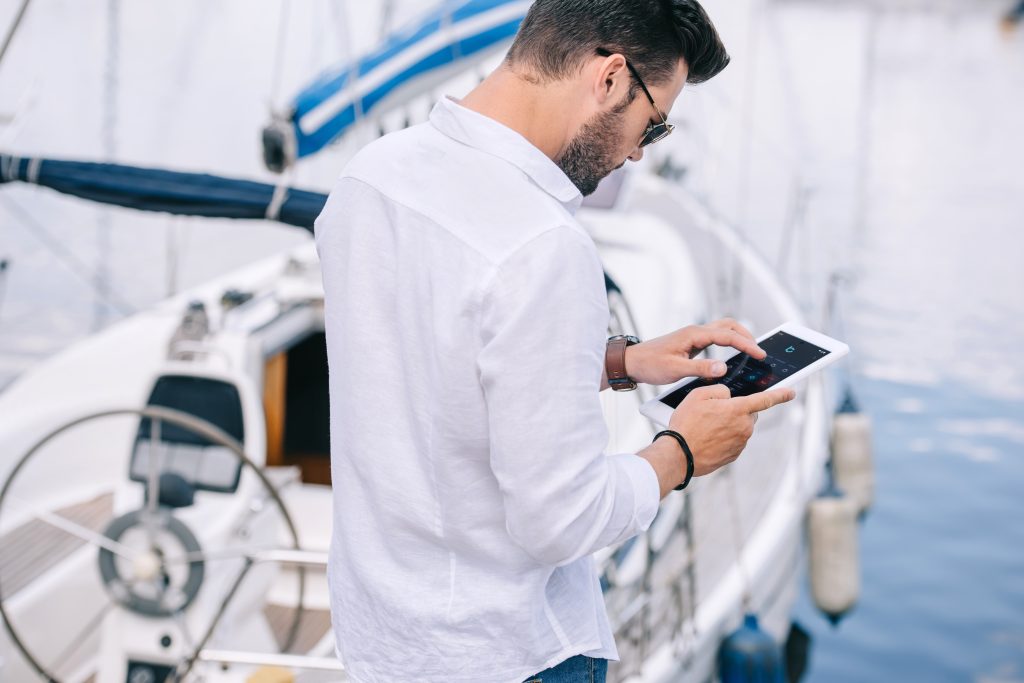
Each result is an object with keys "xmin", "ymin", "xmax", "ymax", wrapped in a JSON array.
[
  {"xmin": 268, "ymin": 0, "xmax": 292, "ymax": 113},
  {"xmin": 824, "ymin": 271, "xmax": 857, "ymax": 390},
  {"xmin": 722, "ymin": 394, "xmax": 800, "ymax": 615},
  {"xmin": 763, "ymin": 4, "xmax": 817, "ymax": 298},
  {"xmin": 681, "ymin": 492, "xmax": 699, "ymax": 662},
  {"xmin": 327, "ymin": 0, "xmax": 353, "ymax": 64},
  {"xmin": 819, "ymin": 2, "xmax": 879, "ymax": 396},
  {"xmin": 669, "ymin": 491, "xmax": 700, "ymax": 669},
  {"xmin": 723, "ymin": 467, "xmax": 754, "ymax": 611},
  {"xmin": 0, "ymin": 257, "xmax": 9, "ymax": 323},
  {"xmin": 726, "ymin": 0, "xmax": 765, "ymax": 317},
  {"xmin": 379, "ymin": 0, "xmax": 396, "ymax": 40},
  {"xmin": 0, "ymin": 194, "xmax": 137, "ymax": 316},
  {"xmin": 852, "ymin": 2, "xmax": 881, "ymax": 250},
  {"xmin": 92, "ymin": 0, "xmax": 120, "ymax": 332},
  {"xmin": 0, "ymin": 0, "xmax": 31, "ymax": 71},
  {"xmin": 155, "ymin": 4, "xmax": 216, "ymax": 298},
  {"xmin": 165, "ymin": 214, "xmax": 181, "ymax": 298}
]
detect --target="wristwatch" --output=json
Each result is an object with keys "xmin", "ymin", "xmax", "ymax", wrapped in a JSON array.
[{"xmin": 606, "ymin": 334, "xmax": 641, "ymax": 391}]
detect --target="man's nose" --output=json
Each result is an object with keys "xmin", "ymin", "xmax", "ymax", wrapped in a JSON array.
[{"xmin": 628, "ymin": 144, "xmax": 644, "ymax": 163}]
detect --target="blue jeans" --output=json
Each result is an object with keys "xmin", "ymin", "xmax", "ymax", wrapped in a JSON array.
[{"xmin": 522, "ymin": 654, "xmax": 608, "ymax": 683}]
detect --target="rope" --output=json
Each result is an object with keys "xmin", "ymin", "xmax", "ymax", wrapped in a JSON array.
[
  {"xmin": 26, "ymin": 156, "xmax": 41, "ymax": 184},
  {"xmin": 265, "ymin": 162, "xmax": 296, "ymax": 222},
  {"xmin": 265, "ymin": 182, "xmax": 290, "ymax": 222}
]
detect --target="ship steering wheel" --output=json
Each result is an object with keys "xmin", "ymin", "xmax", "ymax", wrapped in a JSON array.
[{"xmin": 0, "ymin": 406, "xmax": 308, "ymax": 683}]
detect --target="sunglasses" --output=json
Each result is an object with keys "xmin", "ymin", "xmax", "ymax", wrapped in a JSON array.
[{"xmin": 595, "ymin": 48, "xmax": 675, "ymax": 148}]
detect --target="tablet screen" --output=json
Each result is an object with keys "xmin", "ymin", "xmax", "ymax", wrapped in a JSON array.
[{"xmin": 659, "ymin": 330, "xmax": 830, "ymax": 408}]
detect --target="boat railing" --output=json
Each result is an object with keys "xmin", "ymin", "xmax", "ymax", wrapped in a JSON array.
[{"xmin": 196, "ymin": 649, "xmax": 344, "ymax": 672}]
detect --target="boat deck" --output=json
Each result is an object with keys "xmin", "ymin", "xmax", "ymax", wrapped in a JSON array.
[
  {"xmin": 0, "ymin": 493, "xmax": 113, "ymax": 597},
  {"xmin": 264, "ymin": 603, "xmax": 333, "ymax": 655}
]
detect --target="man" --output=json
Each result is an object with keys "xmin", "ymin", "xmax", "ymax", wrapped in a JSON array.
[{"xmin": 313, "ymin": 1, "xmax": 795, "ymax": 681}]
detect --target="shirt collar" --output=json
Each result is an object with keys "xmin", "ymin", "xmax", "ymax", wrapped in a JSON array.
[{"xmin": 429, "ymin": 95, "xmax": 584, "ymax": 214}]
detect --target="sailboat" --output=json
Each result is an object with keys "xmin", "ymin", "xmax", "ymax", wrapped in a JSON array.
[{"xmin": 0, "ymin": 1, "xmax": 851, "ymax": 681}]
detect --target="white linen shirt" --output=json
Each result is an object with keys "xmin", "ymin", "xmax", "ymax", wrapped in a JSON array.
[{"xmin": 313, "ymin": 95, "xmax": 661, "ymax": 683}]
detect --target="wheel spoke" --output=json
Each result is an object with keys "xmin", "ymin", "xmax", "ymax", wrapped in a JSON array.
[
  {"xmin": 51, "ymin": 601, "xmax": 115, "ymax": 679},
  {"xmin": 147, "ymin": 417, "xmax": 162, "ymax": 516},
  {"xmin": 6, "ymin": 493, "xmax": 137, "ymax": 560},
  {"xmin": 173, "ymin": 558, "xmax": 256, "ymax": 681},
  {"xmin": 163, "ymin": 544, "xmax": 278, "ymax": 566}
]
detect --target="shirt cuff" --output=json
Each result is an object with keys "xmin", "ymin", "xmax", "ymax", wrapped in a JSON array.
[{"xmin": 610, "ymin": 452, "xmax": 661, "ymax": 533}]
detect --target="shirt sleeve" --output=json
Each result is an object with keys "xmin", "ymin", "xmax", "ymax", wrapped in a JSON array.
[{"xmin": 476, "ymin": 224, "xmax": 661, "ymax": 568}]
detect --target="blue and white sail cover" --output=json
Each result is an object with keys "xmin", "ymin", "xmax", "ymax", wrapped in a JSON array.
[
  {"xmin": 279, "ymin": 0, "xmax": 529, "ymax": 164},
  {"xmin": 0, "ymin": 153, "xmax": 329, "ymax": 232}
]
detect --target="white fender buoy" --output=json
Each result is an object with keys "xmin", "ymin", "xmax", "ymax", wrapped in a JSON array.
[
  {"xmin": 808, "ymin": 487, "xmax": 860, "ymax": 624},
  {"xmin": 831, "ymin": 392, "xmax": 875, "ymax": 516}
]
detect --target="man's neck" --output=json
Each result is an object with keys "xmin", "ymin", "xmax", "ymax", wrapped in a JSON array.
[{"xmin": 457, "ymin": 65, "xmax": 579, "ymax": 162}]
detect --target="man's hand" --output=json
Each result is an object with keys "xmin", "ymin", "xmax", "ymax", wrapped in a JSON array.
[
  {"xmin": 668, "ymin": 384, "xmax": 796, "ymax": 477},
  {"xmin": 626, "ymin": 318, "xmax": 765, "ymax": 387}
]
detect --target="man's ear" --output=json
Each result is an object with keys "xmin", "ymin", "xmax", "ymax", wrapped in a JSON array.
[{"xmin": 593, "ymin": 52, "xmax": 629, "ymax": 106}]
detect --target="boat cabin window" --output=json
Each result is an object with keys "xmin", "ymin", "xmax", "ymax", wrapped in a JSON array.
[
  {"xmin": 263, "ymin": 331, "xmax": 331, "ymax": 485},
  {"xmin": 129, "ymin": 375, "xmax": 245, "ymax": 494}
]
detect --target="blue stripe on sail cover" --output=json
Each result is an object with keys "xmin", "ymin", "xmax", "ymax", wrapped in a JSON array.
[
  {"xmin": 289, "ymin": 0, "xmax": 525, "ymax": 159},
  {"xmin": 294, "ymin": 0, "xmax": 514, "ymax": 108},
  {"xmin": 295, "ymin": 18, "xmax": 522, "ymax": 158}
]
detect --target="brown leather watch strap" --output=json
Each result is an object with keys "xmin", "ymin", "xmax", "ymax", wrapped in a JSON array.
[{"xmin": 606, "ymin": 337, "xmax": 636, "ymax": 391}]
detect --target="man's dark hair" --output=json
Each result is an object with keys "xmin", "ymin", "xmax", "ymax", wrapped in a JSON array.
[{"xmin": 506, "ymin": 0, "xmax": 730, "ymax": 90}]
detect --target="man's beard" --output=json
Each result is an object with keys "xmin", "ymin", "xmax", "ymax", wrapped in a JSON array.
[{"xmin": 555, "ymin": 95, "xmax": 632, "ymax": 197}]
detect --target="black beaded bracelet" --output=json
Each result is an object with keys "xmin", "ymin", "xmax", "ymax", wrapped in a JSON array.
[{"xmin": 653, "ymin": 429, "xmax": 695, "ymax": 491}]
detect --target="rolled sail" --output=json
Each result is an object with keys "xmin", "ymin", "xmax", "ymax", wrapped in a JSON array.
[
  {"xmin": 265, "ymin": 0, "xmax": 529, "ymax": 171},
  {"xmin": 0, "ymin": 153, "xmax": 327, "ymax": 232}
]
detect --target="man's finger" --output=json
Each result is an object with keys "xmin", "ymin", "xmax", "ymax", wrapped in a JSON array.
[
  {"xmin": 734, "ymin": 387, "xmax": 797, "ymax": 414},
  {"xmin": 677, "ymin": 357, "xmax": 729, "ymax": 378},
  {"xmin": 709, "ymin": 317, "xmax": 757, "ymax": 343},
  {"xmin": 692, "ymin": 327, "xmax": 766, "ymax": 360}
]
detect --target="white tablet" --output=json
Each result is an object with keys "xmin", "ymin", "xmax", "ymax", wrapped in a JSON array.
[{"xmin": 639, "ymin": 322, "xmax": 849, "ymax": 428}]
